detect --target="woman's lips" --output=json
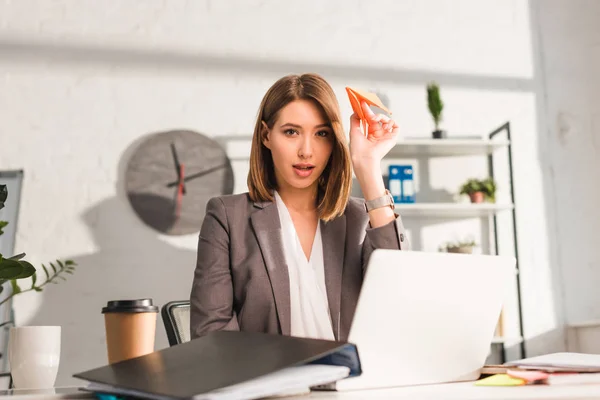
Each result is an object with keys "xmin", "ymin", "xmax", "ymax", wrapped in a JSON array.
[{"xmin": 293, "ymin": 164, "xmax": 315, "ymax": 178}]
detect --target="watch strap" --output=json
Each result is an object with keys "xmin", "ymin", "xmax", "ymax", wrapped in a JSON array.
[{"xmin": 364, "ymin": 189, "xmax": 395, "ymax": 212}]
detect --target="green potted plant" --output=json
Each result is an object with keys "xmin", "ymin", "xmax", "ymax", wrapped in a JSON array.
[
  {"xmin": 459, "ymin": 177, "xmax": 496, "ymax": 203},
  {"xmin": 0, "ymin": 184, "xmax": 76, "ymax": 321},
  {"xmin": 427, "ymin": 82, "xmax": 445, "ymax": 139},
  {"xmin": 440, "ymin": 238, "xmax": 478, "ymax": 254}
]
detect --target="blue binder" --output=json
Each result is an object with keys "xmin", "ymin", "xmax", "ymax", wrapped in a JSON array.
[{"xmin": 388, "ymin": 165, "xmax": 415, "ymax": 203}]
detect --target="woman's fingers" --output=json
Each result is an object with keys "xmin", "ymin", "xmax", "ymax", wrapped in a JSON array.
[
  {"xmin": 383, "ymin": 119, "xmax": 398, "ymax": 133},
  {"xmin": 358, "ymin": 100, "xmax": 399, "ymax": 138},
  {"xmin": 379, "ymin": 115, "xmax": 393, "ymax": 132},
  {"xmin": 361, "ymin": 101, "xmax": 381, "ymax": 123}
]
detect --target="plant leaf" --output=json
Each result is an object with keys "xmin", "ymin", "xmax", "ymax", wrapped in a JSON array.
[
  {"xmin": 0, "ymin": 259, "xmax": 24, "ymax": 279},
  {"xmin": 64, "ymin": 270, "xmax": 73, "ymax": 275},
  {"xmin": 10, "ymin": 280, "xmax": 21, "ymax": 294},
  {"xmin": 14, "ymin": 261, "xmax": 36, "ymax": 279},
  {"xmin": 41, "ymin": 264, "xmax": 50, "ymax": 279},
  {"xmin": 57, "ymin": 260, "xmax": 65, "ymax": 270},
  {"xmin": 31, "ymin": 272, "xmax": 37, "ymax": 288},
  {"xmin": 0, "ymin": 185, "xmax": 7, "ymax": 209},
  {"xmin": 50, "ymin": 263, "xmax": 57, "ymax": 274},
  {"xmin": 0, "ymin": 221, "xmax": 7, "ymax": 236},
  {"xmin": 34, "ymin": 287, "xmax": 42, "ymax": 292},
  {"xmin": 8, "ymin": 253, "xmax": 25, "ymax": 261},
  {"xmin": 65, "ymin": 260, "xmax": 76, "ymax": 266}
]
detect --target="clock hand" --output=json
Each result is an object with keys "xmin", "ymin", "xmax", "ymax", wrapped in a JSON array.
[
  {"xmin": 170, "ymin": 142, "xmax": 187, "ymax": 195},
  {"xmin": 166, "ymin": 164, "xmax": 227, "ymax": 188},
  {"xmin": 175, "ymin": 164, "xmax": 185, "ymax": 219}
]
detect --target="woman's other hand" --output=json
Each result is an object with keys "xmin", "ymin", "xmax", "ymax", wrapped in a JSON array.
[{"xmin": 349, "ymin": 100, "xmax": 399, "ymax": 174}]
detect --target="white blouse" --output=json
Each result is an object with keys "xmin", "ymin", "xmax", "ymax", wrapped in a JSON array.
[{"xmin": 274, "ymin": 191, "xmax": 335, "ymax": 340}]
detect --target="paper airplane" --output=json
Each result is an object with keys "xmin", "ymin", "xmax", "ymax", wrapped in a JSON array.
[{"xmin": 345, "ymin": 87, "xmax": 392, "ymax": 136}]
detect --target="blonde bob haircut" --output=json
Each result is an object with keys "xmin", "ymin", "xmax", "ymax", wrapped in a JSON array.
[{"xmin": 247, "ymin": 73, "xmax": 352, "ymax": 222}]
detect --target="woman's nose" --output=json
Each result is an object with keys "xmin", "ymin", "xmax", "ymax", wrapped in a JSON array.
[{"xmin": 298, "ymin": 136, "xmax": 313, "ymax": 158}]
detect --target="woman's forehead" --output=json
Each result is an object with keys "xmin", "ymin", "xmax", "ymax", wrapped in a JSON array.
[{"xmin": 276, "ymin": 99, "xmax": 329, "ymax": 127}]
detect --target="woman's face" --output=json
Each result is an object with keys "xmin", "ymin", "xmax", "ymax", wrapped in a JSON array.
[{"xmin": 263, "ymin": 99, "xmax": 334, "ymax": 194}]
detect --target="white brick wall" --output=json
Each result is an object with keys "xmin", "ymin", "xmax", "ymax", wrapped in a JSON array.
[
  {"xmin": 534, "ymin": 0, "xmax": 600, "ymax": 331},
  {"xmin": 0, "ymin": 0, "xmax": 586, "ymax": 385}
]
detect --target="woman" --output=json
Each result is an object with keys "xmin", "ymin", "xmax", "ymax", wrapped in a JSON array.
[{"xmin": 190, "ymin": 73, "xmax": 409, "ymax": 342}]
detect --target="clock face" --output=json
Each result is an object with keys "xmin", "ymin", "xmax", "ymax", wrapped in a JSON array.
[{"xmin": 125, "ymin": 130, "xmax": 234, "ymax": 235}]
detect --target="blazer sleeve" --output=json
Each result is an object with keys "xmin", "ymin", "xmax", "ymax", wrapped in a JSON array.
[
  {"xmin": 362, "ymin": 213, "xmax": 410, "ymax": 272},
  {"xmin": 190, "ymin": 197, "xmax": 240, "ymax": 339}
]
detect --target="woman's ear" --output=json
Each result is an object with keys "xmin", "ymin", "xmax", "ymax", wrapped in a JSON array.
[{"xmin": 261, "ymin": 121, "xmax": 271, "ymax": 149}]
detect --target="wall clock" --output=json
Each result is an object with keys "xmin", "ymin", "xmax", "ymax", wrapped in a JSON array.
[{"xmin": 125, "ymin": 130, "xmax": 234, "ymax": 235}]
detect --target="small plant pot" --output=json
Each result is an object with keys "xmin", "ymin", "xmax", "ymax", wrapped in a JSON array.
[
  {"xmin": 469, "ymin": 191, "xmax": 485, "ymax": 203},
  {"xmin": 432, "ymin": 130, "xmax": 447, "ymax": 139},
  {"xmin": 447, "ymin": 246, "xmax": 474, "ymax": 254}
]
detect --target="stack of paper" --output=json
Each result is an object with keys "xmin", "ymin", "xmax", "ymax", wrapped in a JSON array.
[
  {"xmin": 504, "ymin": 352, "xmax": 600, "ymax": 372},
  {"xmin": 476, "ymin": 353, "xmax": 600, "ymax": 387},
  {"xmin": 86, "ymin": 365, "xmax": 350, "ymax": 400}
]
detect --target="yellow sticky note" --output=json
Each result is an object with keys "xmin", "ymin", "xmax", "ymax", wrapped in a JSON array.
[{"xmin": 474, "ymin": 374, "xmax": 525, "ymax": 386}]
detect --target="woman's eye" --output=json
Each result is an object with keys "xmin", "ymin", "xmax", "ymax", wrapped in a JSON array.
[
  {"xmin": 316, "ymin": 130, "xmax": 330, "ymax": 138},
  {"xmin": 284, "ymin": 129, "xmax": 298, "ymax": 136}
]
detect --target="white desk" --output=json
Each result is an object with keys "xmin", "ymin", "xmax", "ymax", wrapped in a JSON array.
[
  {"xmin": 0, "ymin": 388, "xmax": 91, "ymax": 400},
  {"xmin": 292, "ymin": 381, "xmax": 600, "ymax": 400},
  {"xmin": 3, "ymin": 382, "xmax": 600, "ymax": 400}
]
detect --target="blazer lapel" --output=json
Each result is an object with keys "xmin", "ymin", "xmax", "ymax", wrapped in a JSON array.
[
  {"xmin": 250, "ymin": 201, "xmax": 291, "ymax": 336},
  {"xmin": 320, "ymin": 214, "xmax": 346, "ymax": 340}
]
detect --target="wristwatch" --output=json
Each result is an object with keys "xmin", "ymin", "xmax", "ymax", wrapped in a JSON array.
[{"xmin": 364, "ymin": 189, "xmax": 395, "ymax": 212}]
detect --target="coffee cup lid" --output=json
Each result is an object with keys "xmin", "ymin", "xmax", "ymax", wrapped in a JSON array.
[{"xmin": 102, "ymin": 299, "xmax": 159, "ymax": 314}]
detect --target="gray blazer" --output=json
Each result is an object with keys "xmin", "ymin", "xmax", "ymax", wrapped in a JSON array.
[{"xmin": 190, "ymin": 193, "xmax": 409, "ymax": 342}]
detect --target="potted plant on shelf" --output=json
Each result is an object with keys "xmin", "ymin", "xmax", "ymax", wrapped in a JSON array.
[
  {"xmin": 459, "ymin": 177, "xmax": 496, "ymax": 203},
  {"xmin": 0, "ymin": 184, "xmax": 76, "ymax": 323},
  {"xmin": 439, "ymin": 238, "xmax": 478, "ymax": 254},
  {"xmin": 427, "ymin": 82, "xmax": 445, "ymax": 139}
]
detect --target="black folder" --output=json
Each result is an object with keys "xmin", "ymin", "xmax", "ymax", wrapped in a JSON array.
[{"xmin": 74, "ymin": 331, "xmax": 362, "ymax": 400}]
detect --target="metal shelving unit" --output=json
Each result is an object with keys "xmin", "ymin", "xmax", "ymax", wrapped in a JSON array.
[
  {"xmin": 487, "ymin": 122, "xmax": 525, "ymax": 362},
  {"xmin": 387, "ymin": 123, "xmax": 524, "ymax": 363}
]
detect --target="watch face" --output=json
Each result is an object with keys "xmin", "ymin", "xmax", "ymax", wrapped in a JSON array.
[{"xmin": 125, "ymin": 130, "xmax": 234, "ymax": 235}]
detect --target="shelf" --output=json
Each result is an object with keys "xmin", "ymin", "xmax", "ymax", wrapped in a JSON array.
[
  {"xmin": 567, "ymin": 320, "xmax": 600, "ymax": 329},
  {"xmin": 394, "ymin": 203, "xmax": 514, "ymax": 218},
  {"xmin": 387, "ymin": 138, "xmax": 510, "ymax": 157}
]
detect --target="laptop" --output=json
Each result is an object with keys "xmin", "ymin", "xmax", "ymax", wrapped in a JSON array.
[{"xmin": 322, "ymin": 249, "xmax": 515, "ymax": 391}]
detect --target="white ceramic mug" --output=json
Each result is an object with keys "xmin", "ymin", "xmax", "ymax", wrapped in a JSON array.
[{"xmin": 8, "ymin": 326, "xmax": 61, "ymax": 389}]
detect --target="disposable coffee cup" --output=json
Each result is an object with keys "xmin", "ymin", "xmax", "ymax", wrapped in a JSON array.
[{"xmin": 102, "ymin": 299, "xmax": 159, "ymax": 364}]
